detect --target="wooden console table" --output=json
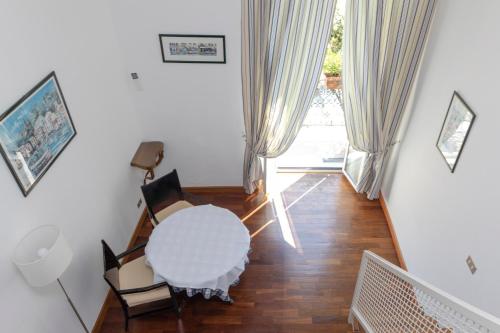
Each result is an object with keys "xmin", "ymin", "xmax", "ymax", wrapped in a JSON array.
[{"xmin": 130, "ymin": 141, "xmax": 164, "ymax": 184}]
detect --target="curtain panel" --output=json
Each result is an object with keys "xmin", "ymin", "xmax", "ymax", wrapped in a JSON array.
[
  {"xmin": 241, "ymin": 0, "xmax": 337, "ymax": 194},
  {"xmin": 343, "ymin": 0, "xmax": 436, "ymax": 199}
]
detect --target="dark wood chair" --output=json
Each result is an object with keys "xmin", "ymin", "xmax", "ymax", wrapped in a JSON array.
[
  {"xmin": 141, "ymin": 169, "xmax": 194, "ymax": 227},
  {"xmin": 101, "ymin": 240, "xmax": 180, "ymax": 330}
]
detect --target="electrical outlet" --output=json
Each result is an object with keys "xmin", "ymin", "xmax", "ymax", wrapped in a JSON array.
[
  {"xmin": 137, "ymin": 198, "xmax": 142, "ymax": 208},
  {"xmin": 466, "ymin": 256, "xmax": 477, "ymax": 274}
]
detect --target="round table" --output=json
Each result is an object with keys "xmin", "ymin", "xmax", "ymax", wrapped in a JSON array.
[{"xmin": 145, "ymin": 204, "xmax": 250, "ymax": 302}]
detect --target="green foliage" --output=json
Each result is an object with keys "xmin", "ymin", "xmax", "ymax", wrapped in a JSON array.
[
  {"xmin": 330, "ymin": 7, "xmax": 344, "ymax": 53},
  {"xmin": 323, "ymin": 49, "xmax": 342, "ymax": 77},
  {"xmin": 322, "ymin": 5, "xmax": 344, "ymax": 76}
]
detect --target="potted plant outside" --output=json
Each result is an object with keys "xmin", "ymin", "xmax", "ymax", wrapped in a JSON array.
[{"xmin": 323, "ymin": 49, "xmax": 342, "ymax": 90}]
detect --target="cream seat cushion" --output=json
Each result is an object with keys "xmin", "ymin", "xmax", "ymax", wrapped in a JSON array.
[
  {"xmin": 154, "ymin": 200, "xmax": 194, "ymax": 225},
  {"xmin": 119, "ymin": 256, "xmax": 170, "ymax": 307}
]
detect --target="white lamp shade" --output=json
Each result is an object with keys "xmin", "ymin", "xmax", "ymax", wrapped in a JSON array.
[{"xmin": 12, "ymin": 225, "xmax": 73, "ymax": 287}]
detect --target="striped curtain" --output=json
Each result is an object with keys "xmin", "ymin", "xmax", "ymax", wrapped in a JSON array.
[
  {"xmin": 242, "ymin": 0, "xmax": 337, "ymax": 194},
  {"xmin": 343, "ymin": 0, "xmax": 436, "ymax": 199}
]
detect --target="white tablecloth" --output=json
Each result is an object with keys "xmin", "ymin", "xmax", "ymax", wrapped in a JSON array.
[{"xmin": 145, "ymin": 204, "xmax": 250, "ymax": 301}]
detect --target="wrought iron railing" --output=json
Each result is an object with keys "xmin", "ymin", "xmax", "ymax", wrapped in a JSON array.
[{"xmin": 304, "ymin": 86, "xmax": 344, "ymax": 127}]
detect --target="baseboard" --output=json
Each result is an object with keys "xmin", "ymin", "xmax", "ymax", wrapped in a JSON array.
[
  {"xmin": 92, "ymin": 208, "xmax": 149, "ymax": 333},
  {"xmin": 379, "ymin": 194, "xmax": 407, "ymax": 270}
]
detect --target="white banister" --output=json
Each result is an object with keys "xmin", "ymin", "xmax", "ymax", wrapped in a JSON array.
[{"xmin": 349, "ymin": 251, "xmax": 500, "ymax": 333}]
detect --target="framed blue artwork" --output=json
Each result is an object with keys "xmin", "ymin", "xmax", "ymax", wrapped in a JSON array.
[{"xmin": 0, "ymin": 72, "xmax": 76, "ymax": 196}]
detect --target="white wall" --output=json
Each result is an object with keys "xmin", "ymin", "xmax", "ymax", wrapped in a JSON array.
[
  {"xmin": 0, "ymin": 0, "xmax": 145, "ymax": 331},
  {"xmin": 382, "ymin": 0, "xmax": 500, "ymax": 317},
  {"xmin": 108, "ymin": 0, "xmax": 245, "ymax": 187}
]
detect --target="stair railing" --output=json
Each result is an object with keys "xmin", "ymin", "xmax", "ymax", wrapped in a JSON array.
[{"xmin": 349, "ymin": 251, "xmax": 500, "ymax": 333}]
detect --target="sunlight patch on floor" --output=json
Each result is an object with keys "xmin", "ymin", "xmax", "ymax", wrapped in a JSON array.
[
  {"xmin": 271, "ymin": 195, "xmax": 297, "ymax": 249},
  {"xmin": 250, "ymin": 219, "xmax": 275, "ymax": 239},
  {"xmin": 269, "ymin": 172, "xmax": 306, "ymax": 194},
  {"xmin": 241, "ymin": 198, "xmax": 270, "ymax": 223},
  {"xmin": 284, "ymin": 176, "xmax": 327, "ymax": 210},
  {"xmin": 264, "ymin": 173, "xmax": 330, "ymax": 253}
]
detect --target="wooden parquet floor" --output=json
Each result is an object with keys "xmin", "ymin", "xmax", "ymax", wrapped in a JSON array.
[{"xmin": 97, "ymin": 173, "xmax": 398, "ymax": 333}]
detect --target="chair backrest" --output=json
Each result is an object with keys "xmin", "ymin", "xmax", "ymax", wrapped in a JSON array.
[
  {"xmin": 101, "ymin": 240, "xmax": 120, "ymax": 291},
  {"xmin": 141, "ymin": 169, "xmax": 183, "ymax": 222}
]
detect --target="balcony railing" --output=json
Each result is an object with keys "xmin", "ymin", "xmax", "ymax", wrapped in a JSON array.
[{"xmin": 276, "ymin": 78, "xmax": 347, "ymax": 169}]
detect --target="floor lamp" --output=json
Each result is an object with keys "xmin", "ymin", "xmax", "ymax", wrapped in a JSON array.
[{"xmin": 12, "ymin": 225, "xmax": 89, "ymax": 333}]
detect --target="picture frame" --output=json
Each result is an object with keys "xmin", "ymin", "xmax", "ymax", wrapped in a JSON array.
[
  {"xmin": 0, "ymin": 72, "xmax": 76, "ymax": 196},
  {"xmin": 159, "ymin": 34, "xmax": 226, "ymax": 64},
  {"xmin": 436, "ymin": 91, "xmax": 476, "ymax": 173},
  {"xmin": 342, "ymin": 144, "xmax": 368, "ymax": 190}
]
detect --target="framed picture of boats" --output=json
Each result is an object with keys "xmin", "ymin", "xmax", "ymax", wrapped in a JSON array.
[
  {"xmin": 159, "ymin": 34, "xmax": 226, "ymax": 64},
  {"xmin": 0, "ymin": 72, "xmax": 76, "ymax": 196}
]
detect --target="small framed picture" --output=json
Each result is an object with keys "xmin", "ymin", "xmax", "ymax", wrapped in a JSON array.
[
  {"xmin": 0, "ymin": 72, "xmax": 76, "ymax": 196},
  {"xmin": 436, "ymin": 92, "xmax": 476, "ymax": 172},
  {"xmin": 159, "ymin": 34, "xmax": 226, "ymax": 64}
]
